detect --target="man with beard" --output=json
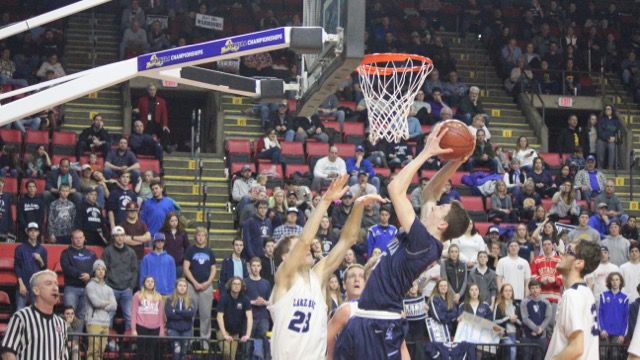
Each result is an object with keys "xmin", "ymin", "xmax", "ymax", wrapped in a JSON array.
[{"xmin": 544, "ymin": 240, "xmax": 601, "ymax": 360}]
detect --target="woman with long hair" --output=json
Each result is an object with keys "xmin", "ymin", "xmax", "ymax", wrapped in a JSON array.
[
  {"xmin": 527, "ymin": 205, "xmax": 546, "ymax": 234},
  {"xmin": 165, "ymin": 278, "xmax": 195, "ymax": 360},
  {"xmin": 493, "ymin": 283, "xmax": 521, "ymax": 360},
  {"xmin": 428, "ymin": 280, "xmax": 458, "ymax": 334},
  {"xmin": 553, "ymin": 164, "xmax": 574, "ymax": 188},
  {"xmin": 336, "ymin": 249, "xmax": 358, "ymax": 287},
  {"xmin": 512, "ymin": 136, "xmax": 538, "ymax": 172},
  {"xmin": 326, "ymin": 274, "xmax": 343, "ymax": 317},
  {"xmin": 597, "ymin": 104, "xmax": 622, "ymax": 170},
  {"xmin": 582, "ymin": 113, "xmax": 599, "ymax": 158},
  {"xmin": 452, "ymin": 221, "xmax": 488, "ymax": 269},
  {"xmin": 311, "ymin": 238, "xmax": 324, "ymax": 263},
  {"xmin": 529, "ymin": 157, "xmax": 554, "ymax": 198},
  {"xmin": 489, "ymin": 180, "xmax": 517, "ymax": 223},
  {"xmin": 440, "ymin": 244, "xmax": 468, "ymax": 306},
  {"xmin": 549, "ymin": 180, "xmax": 579, "ymax": 224},
  {"xmin": 161, "ymin": 212, "xmax": 190, "ymax": 278},
  {"xmin": 458, "ymin": 283, "xmax": 492, "ymax": 321},
  {"xmin": 511, "ymin": 223, "xmax": 534, "ymax": 263},
  {"xmin": 316, "ymin": 216, "xmax": 337, "ymax": 256},
  {"xmin": 269, "ymin": 189, "xmax": 287, "ymax": 228},
  {"xmin": 532, "ymin": 220, "xmax": 564, "ymax": 256},
  {"xmin": 256, "ymin": 128, "xmax": 283, "ymax": 164},
  {"xmin": 132, "ymin": 276, "xmax": 165, "ymax": 360}
]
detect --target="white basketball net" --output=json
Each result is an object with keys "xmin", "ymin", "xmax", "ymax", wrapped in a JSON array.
[{"xmin": 357, "ymin": 54, "xmax": 433, "ymax": 144}]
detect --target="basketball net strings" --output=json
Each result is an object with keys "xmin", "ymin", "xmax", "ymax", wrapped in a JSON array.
[{"xmin": 359, "ymin": 59, "xmax": 432, "ymax": 144}]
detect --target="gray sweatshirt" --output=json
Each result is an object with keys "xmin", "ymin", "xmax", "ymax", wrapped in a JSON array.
[
  {"xmin": 102, "ymin": 244, "xmax": 139, "ymax": 290},
  {"xmin": 601, "ymin": 235, "xmax": 630, "ymax": 266},
  {"xmin": 84, "ymin": 278, "xmax": 117, "ymax": 327}
]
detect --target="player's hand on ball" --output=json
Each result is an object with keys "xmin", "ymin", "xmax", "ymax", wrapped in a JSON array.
[
  {"xmin": 422, "ymin": 123, "xmax": 453, "ymax": 158},
  {"xmin": 355, "ymin": 194, "xmax": 387, "ymax": 207}
]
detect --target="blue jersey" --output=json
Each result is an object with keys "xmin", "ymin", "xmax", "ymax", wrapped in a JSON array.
[{"xmin": 359, "ymin": 217, "xmax": 443, "ymax": 313}]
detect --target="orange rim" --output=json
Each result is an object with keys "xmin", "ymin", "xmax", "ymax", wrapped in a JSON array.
[{"xmin": 357, "ymin": 53, "xmax": 433, "ymax": 76}]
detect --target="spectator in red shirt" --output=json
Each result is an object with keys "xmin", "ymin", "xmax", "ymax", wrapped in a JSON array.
[
  {"xmin": 530, "ymin": 238, "xmax": 562, "ymax": 331},
  {"xmin": 134, "ymin": 83, "xmax": 171, "ymax": 150}
]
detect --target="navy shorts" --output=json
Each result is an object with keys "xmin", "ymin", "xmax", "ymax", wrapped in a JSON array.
[{"xmin": 334, "ymin": 317, "xmax": 408, "ymax": 360}]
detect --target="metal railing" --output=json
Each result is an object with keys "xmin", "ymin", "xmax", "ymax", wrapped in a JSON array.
[{"xmin": 67, "ymin": 332, "xmax": 256, "ymax": 360}]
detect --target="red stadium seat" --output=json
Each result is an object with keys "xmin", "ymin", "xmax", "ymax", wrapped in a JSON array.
[
  {"xmin": 20, "ymin": 178, "xmax": 45, "ymax": 193},
  {"xmin": 226, "ymin": 139, "xmax": 252, "ymax": 162},
  {"xmin": 281, "ymin": 142, "xmax": 305, "ymax": 164},
  {"xmin": 138, "ymin": 159, "xmax": 160, "ymax": 174},
  {"xmin": 0, "ymin": 129, "xmax": 21, "ymax": 149},
  {"xmin": 334, "ymin": 143, "xmax": 355, "ymax": 158},
  {"xmin": 24, "ymin": 130, "xmax": 49, "ymax": 153},
  {"xmin": 230, "ymin": 162, "xmax": 255, "ymax": 175},
  {"xmin": 287, "ymin": 99, "xmax": 297, "ymax": 113},
  {"xmin": 2, "ymin": 177, "xmax": 17, "ymax": 194},
  {"xmin": 460, "ymin": 195, "xmax": 485, "ymax": 212},
  {"xmin": 374, "ymin": 167, "xmax": 391, "ymax": 178},
  {"xmin": 257, "ymin": 162, "xmax": 283, "ymax": 179},
  {"xmin": 539, "ymin": 152, "xmax": 562, "ymax": 168},
  {"xmin": 342, "ymin": 122, "xmax": 365, "ymax": 144},
  {"xmin": 475, "ymin": 222, "xmax": 492, "ymax": 235},
  {"xmin": 306, "ymin": 142, "xmax": 329, "ymax": 162},
  {"xmin": 51, "ymin": 131, "xmax": 77, "ymax": 155},
  {"xmin": 285, "ymin": 164, "xmax": 310, "ymax": 178},
  {"xmin": 322, "ymin": 121, "xmax": 341, "ymax": 133},
  {"xmin": 541, "ymin": 198, "xmax": 553, "ymax": 211},
  {"xmin": 0, "ymin": 290, "xmax": 11, "ymax": 321}
]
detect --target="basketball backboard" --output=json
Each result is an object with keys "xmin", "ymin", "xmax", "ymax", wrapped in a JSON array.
[{"xmin": 296, "ymin": 0, "xmax": 365, "ymax": 117}]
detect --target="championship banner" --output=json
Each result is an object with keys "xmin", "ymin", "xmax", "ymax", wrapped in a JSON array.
[
  {"xmin": 454, "ymin": 313, "xmax": 503, "ymax": 353},
  {"xmin": 195, "ymin": 13, "xmax": 224, "ymax": 30}
]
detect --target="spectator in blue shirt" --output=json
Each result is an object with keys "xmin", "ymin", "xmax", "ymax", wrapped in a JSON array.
[
  {"xmin": 366, "ymin": 207, "xmax": 397, "ymax": 257},
  {"xmin": 139, "ymin": 233, "xmax": 176, "ymax": 296},
  {"xmin": 599, "ymin": 272, "xmax": 628, "ymax": 358},
  {"xmin": 596, "ymin": 105, "xmax": 622, "ymax": 170},
  {"xmin": 438, "ymin": 179, "xmax": 461, "ymax": 205},
  {"xmin": 219, "ymin": 239, "xmax": 249, "ymax": 292},
  {"xmin": 520, "ymin": 280, "xmax": 552, "ymax": 360},
  {"xmin": 458, "ymin": 283, "xmax": 493, "ymax": 320},
  {"xmin": 244, "ymin": 257, "xmax": 272, "ymax": 359},
  {"xmin": 104, "ymin": 138, "xmax": 141, "ymax": 185},
  {"xmin": 14, "ymin": 222, "xmax": 47, "ymax": 309},
  {"xmin": 345, "ymin": 145, "xmax": 380, "ymax": 193},
  {"xmin": 140, "ymin": 180, "xmax": 179, "ymax": 237},
  {"xmin": 242, "ymin": 200, "xmax": 272, "ymax": 259},
  {"xmin": 589, "ymin": 203, "xmax": 612, "ymax": 238}
]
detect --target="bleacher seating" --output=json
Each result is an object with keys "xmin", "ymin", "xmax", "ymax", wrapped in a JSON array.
[
  {"xmin": 281, "ymin": 142, "xmax": 305, "ymax": 164},
  {"xmin": 0, "ymin": 129, "xmax": 22, "ymax": 149},
  {"xmin": 51, "ymin": 131, "xmax": 77, "ymax": 155},
  {"xmin": 20, "ymin": 178, "xmax": 46, "ymax": 193},
  {"xmin": 138, "ymin": 158, "xmax": 161, "ymax": 174},
  {"xmin": 226, "ymin": 139, "xmax": 252, "ymax": 162},
  {"xmin": 342, "ymin": 122, "xmax": 365, "ymax": 144},
  {"xmin": 3, "ymin": 178, "xmax": 17, "ymax": 195},
  {"xmin": 24, "ymin": 130, "xmax": 49, "ymax": 154}
]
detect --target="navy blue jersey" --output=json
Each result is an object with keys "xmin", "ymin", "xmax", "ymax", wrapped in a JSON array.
[
  {"xmin": 424, "ymin": 342, "xmax": 477, "ymax": 360},
  {"xmin": 359, "ymin": 218, "xmax": 443, "ymax": 313}
]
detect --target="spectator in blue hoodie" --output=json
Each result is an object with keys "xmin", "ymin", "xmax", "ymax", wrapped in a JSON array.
[
  {"xmin": 346, "ymin": 145, "xmax": 380, "ymax": 193},
  {"xmin": 219, "ymin": 239, "xmax": 249, "ymax": 292},
  {"xmin": 366, "ymin": 206, "xmax": 397, "ymax": 257},
  {"xmin": 140, "ymin": 180, "xmax": 179, "ymax": 237},
  {"xmin": 589, "ymin": 202, "xmax": 611, "ymax": 238},
  {"xmin": 14, "ymin": 222, "xmax": 47, "ymax": 309},
  {"xmin": 61, "ymin": 229, "xmax": 97, "ymax": 319},
  {"xmin": 165, "ymin": 278, "xmax": 195, "ymax": 360},
  {"xmin": 0, "ymin": 178, "xmax": 13, "ymax": 241},
  {"xmin": 599, "ymin": 272, "xmax": 629, "ymax": 359},
  {"xmin": 520, "ymin": 280, "xmax": 552, "ymax": 360},
  {"xmin": 242, "ymin": 200, "xmax": 272, "ymax": 259},
  {"xmin": 139, "ymin": 233, "xmax": 176, "ymax": 296}
]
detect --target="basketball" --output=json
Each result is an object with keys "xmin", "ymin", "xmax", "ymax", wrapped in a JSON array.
[{"xmin": 438, "ymin": 120, "xmax": 476, "ymax": 161}]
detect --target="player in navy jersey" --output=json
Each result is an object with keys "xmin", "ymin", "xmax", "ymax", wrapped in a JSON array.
[{"xmin": 334, "ymin": 123, "xmax": 472, "ymax": 359}]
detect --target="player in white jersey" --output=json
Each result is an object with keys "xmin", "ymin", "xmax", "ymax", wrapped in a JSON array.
[
  {"xmin": 268, "ymin": 175, "xmax": 385, "ymax": 360},
  {"xmin": 545, "ymin": 240, "xmax": 602, "ymax": 360}
]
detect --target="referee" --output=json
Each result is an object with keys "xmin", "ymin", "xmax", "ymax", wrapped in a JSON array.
[{"xmin": 0, "ymin": 269, "xmax": 68, "ymax": 360}]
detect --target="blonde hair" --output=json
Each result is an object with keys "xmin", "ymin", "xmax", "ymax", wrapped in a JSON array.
[
  {"xmin": 195, "ymin": 226, "xmax": 207, "ymax": 237},
  {"xmin": 170, "ymin": 278, "xmax": 192, "ymax": 309},
  {"xmin": 429, "ymin": 279, "xmax": 455, "ymax": 310},
  {"xmin": 325, "ymin": 274, "xmax": 343, "ymax": 314},
  {"xmin": 140, "ymin": 276, "xmax": 162, "ymax": 302}
]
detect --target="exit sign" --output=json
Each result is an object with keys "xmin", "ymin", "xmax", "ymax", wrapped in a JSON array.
[
  {"xmin": 162, "ymin": 80, "xmax": 178, "ymax": 87},
  {"xmin": 558, "ymin": 97, "xmax": 573, "ymax": 107}
]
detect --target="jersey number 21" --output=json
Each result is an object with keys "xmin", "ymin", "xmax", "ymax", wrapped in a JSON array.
[{"xmin": 288, "ymin": 311, "xmax": 311, "ymax": 333}]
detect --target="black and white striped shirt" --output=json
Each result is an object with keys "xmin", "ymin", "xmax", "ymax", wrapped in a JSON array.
[{"xmin": 0, "ymin": 305, "xmax": 68, "ymax": 360}]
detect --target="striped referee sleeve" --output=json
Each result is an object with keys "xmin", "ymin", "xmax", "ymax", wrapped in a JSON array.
[
  {"xmin": 0, "ymin": 307, "xmax": 69, "ymax": 360},
  {"xmin": 0, "ymin": 309, "xmax": 26, "ymax": 356}
]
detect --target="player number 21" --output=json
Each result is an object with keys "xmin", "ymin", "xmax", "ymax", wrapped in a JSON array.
[{"xmin": 288, "ymin": 311, "xmax": 311, "ymax": 333}]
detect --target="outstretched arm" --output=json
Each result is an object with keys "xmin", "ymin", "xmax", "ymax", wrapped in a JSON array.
[
  {"xmin": 420, "ymin": 159, "xmax": 465, "ymax": 219},
  {"xmin": 273, "ymin": 175, "xmax": 349, "ymax": 293},
  {"xmin": 388, "ymin": 124, "xmax": 453, "ymax": 231},
  {"xmin": 315, "ymin": 194, "xmax": 386, "ymax": 285}
]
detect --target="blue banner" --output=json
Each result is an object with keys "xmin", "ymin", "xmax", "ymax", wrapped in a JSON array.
[{"xmin": 137, "ymin": 27, "xmax": 286, "ymax": 72}]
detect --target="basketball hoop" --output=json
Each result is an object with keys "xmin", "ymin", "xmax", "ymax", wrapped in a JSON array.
[{"xmin": 357, "ymin": 53, "xmax": 433, "ymax": 144}]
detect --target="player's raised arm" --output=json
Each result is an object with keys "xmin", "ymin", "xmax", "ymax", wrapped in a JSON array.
[
  {"xmin": 420, "ymin": 158, "xmax": 466, "ymax": 217},
  {"xmin": 388, "ymin": 124, "xmax": 453, "ymax": 231},
  {"xmin": 273, "ymin": 174, "xmax": 349, "ymax": 290},
  {"xmin": 315, "ymin": 194, "xmax": 386, "ymax": 285}
]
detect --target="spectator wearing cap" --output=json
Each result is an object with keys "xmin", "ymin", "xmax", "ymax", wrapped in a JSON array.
[
  {"xmin": 596, "ymin": 179, "xmax": 629, "ymax": 225},
  {"xmin": 232, "ymin": 164, "xmax": 257, "ymax": 210},
  {"xmin": 350, "ymin": 171, "xmax": 378, "ymax": 198},
  {"xmin": 272, "ymin": 208, "xmax": 303, "ymax": 242},
  {"xmin": 44, "ymin": 157, "xmax": 82, "ymax": 205},
  {"xmin": 311, "ymin": 146, "xmax": 347, "ymax": 192},
  {"xmin": 139, "ymin": 233, "xmax": 176, "ymax": 296},
  {"xmin": 104, "ymin": 138, "xmax": 141, "ymax": 185},
  {"xmin": 568, "ymin": 210, "xmax": 601, "ymax": 244},
  {"xmin": 121, "ymin": 200, "xmax": 152, "ymax": 260},
  {"xmin": 574, "ymin": 154, "xmax": 606, "ymax": 206},
  {"xmin": 602, "ymin": 221, "xmax": 630, "ymax": 267},
  {"xmin": 129, "ymin": 120, "xmax": 164, "ymax": 169},
  {"xmin": 331, "ymin": 191, "xmax": 355, "ymax": 233},
  {"xmin": 270, "ymin": 99, "xmax": 295, "ymax": 140},
  {"xmin": 140, "ymin": 180, "xmax": 179, "ymax": 238},
  {"xmin": 0, "ymin": 178, "xmax": 13, "ymax": 241},
  {"xmin": 107, "ymin": 172, "xmax": 138, "ymax": 229},
  {"xmin": 346, "ymin": 145, "xmax": 381, "ymax": 193},
  {"xmin": 586, "ymin": 246, "xmax": 620, "ymax": 305},
  {"xmin": 14, "ymin": 222, "xmax": 47, "ymax": 310},
  {"xmin": 621, "ymin": 244, "xmax": 640, "ymax": 302},
  {"xmin": 242, "ymin": 200, "xmax": 272, "ymax": 259},
  {"xmin": 17, "ymin": 179, "xmax": 46, "ymax": 242},
  {"xmin": 589, "ymin": 203, "xmax": 612, "ymax": 238},
  {"xmin": 61, "ymin": 229, "xmax": 97, "ymax": 319},
  {"xmin": 84, "ymin": 259, "xmax": 117, "ymax": 360},
  {"xmin": 77, "ymin": 187, "xmax": 108, "ymax": 247},
  {"xmin": 102, "ymin": 225, "xmax": 138, "ymax": 331},
  {"xmin": 285, "ymin": 190, "xmax": 306, "ymax": 227},
  {"xmin": 47, "ymin": 184, "xmax": 76, "ymax": 244},
  {"xmin": 218, "ymin": 239, "xmax": 249, "ymax": 292}
]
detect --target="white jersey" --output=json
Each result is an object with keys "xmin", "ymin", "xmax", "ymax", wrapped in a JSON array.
[
  {"xmin": 621, "ymin": 262, "xmax": 640, "ymax": 302},
  {"xmin": 545, "ymin": 283, "xmax": 599, "ymax": 360},
  {"xmin": 585, "ymin": 262, "xmax": 619, "ymax": 303},
  {"xmin": 268, "ymin": 269, "xmax": 327, "ymax": 360},
  {"xmin": 629, "ymin": 312, "xmax": 640, "ymax": 357}
]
